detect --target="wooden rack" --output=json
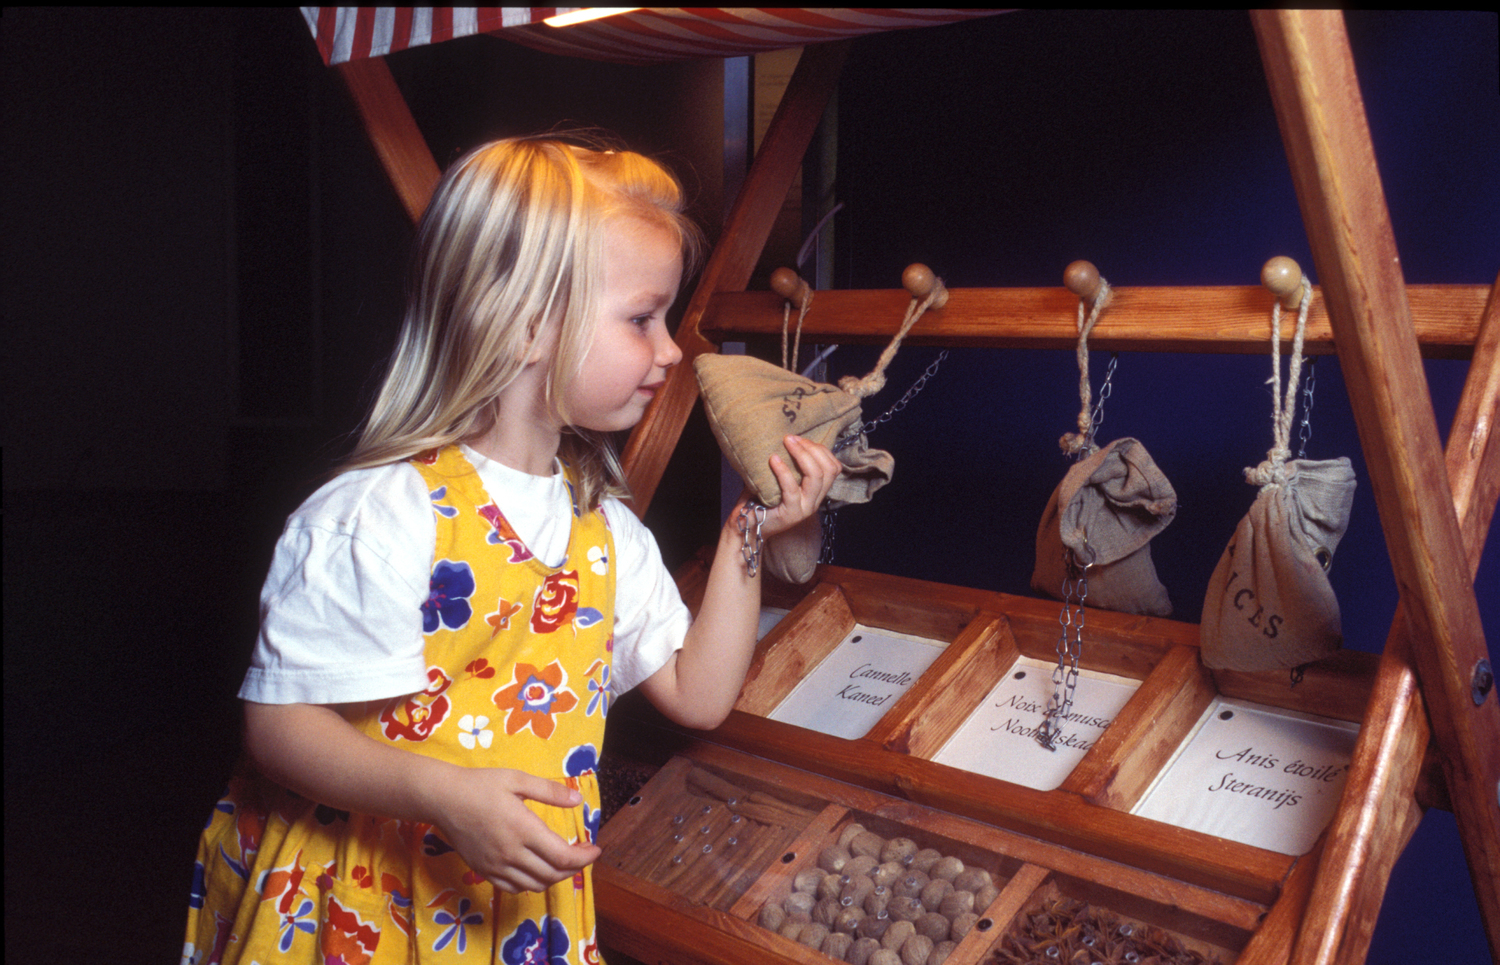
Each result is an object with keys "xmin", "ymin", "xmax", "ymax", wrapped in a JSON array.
[{"xmin": 332, "ymin": 10, "xmax": 1498, "ymax": 964}]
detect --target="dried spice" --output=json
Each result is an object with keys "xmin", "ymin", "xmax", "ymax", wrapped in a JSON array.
[{"xmin": 985, "ymin": 895, "xmax": 1224, "ymax": 965}]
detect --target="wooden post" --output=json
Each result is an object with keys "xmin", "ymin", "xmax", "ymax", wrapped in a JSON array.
[
  {"xmin": 621, "ymin": 41, "xmax": 850, "ymax": 513},
  {"xmin": 1253, "ymin": 11, "xmax": 1500, "ymax": 962},
  {"xmin": 334, "ymin": 56, "xmax": 441, "ymax": 225}
]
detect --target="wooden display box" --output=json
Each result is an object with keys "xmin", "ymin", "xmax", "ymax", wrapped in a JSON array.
[
  {"xmin": 596, "ymin": 743, "xmax": 1260, "ymax": 964},
  {"xmin": 663, "ymin": 559, "xmax": 1379, "ymax": 907}
]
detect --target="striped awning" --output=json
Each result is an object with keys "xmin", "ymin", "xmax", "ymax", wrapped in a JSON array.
[{"xmin": 301, "ymin": 8, "xmax": 1006, "ymax": 67}]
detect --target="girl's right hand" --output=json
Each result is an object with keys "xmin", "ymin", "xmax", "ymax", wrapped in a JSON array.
[{"xmin": 434, "ymin": 767, "xmax": 602, "ymax": 894}]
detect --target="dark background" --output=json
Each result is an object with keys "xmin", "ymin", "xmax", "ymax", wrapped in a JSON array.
[{"xmin": 4, "ymin": 9, "xmax": 1495, "ymax": 963}]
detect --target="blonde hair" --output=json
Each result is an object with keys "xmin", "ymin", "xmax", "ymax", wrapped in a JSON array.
[{"xmin": 342, "ymin": 135, "xmax": 703, "ymax": 510}]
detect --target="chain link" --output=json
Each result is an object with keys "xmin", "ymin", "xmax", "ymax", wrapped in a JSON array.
[
  {"xmin": 1296, "ymin": 357, "xmax": 1316, "ymax": 460},
  {"xmin": 1040, "ymin": 547, "xmax": 1089, "ymax": 750},
  {"xmin": 1084, "ymin": 353, "xmax": 1118, "ymax": 453},
  {"xmin": 737, "ymin": 502, "xmax": 767, "ymax": 577},
  {"xmin": 833, "ymin": 350, "xmax": 950, "ymax": 454}
]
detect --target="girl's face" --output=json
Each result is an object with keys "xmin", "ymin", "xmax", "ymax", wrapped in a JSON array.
[{"xmin": 563, "ymin": 215, "xmax": 684, "ymax": 432}]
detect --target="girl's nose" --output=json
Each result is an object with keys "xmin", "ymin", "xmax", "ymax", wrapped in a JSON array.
[{"xmin": 655, "ymin": 326, "xmax": 683, "ymax": 369}]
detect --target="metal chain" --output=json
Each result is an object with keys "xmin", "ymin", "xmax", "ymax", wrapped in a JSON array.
[
  {"xmin": 833, "ymin": 350, "xmax": 950, "ymax": 454},
  {"xmin": 737, "ymin": 502, "xmax": 767, "ymax": 577},
  {"xmin": 1040, "ymin": 547, "xmax": 1089, "ymax": 750},
  {"xmin": 818, "ymin": 504, "xmax": 837, "ymax": 565},
  {"xmin": 1296, "ymin": 357, "xmax": 1316, "ymax": 460},
  {"xmin": 1084, "ymin": 353, "xmax": 1119, "ymax": 453}
]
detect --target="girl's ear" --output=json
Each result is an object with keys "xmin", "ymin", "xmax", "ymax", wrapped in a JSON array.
[{"xmin": 521, "ymin": 317, "xmax": 560, "ymax": 366}]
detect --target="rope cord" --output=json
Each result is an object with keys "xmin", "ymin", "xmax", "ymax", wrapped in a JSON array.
[
  {"xmin": 1245, "ymin": 276, "xmax": 1312, "ymax": 489},
  {"xmin": 1060, "ymin": 280, "xmax": 1114, "ymax": 456}
]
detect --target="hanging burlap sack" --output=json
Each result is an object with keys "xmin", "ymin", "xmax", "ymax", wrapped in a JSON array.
[
  {"xmin": 696, "ymin": 266, "xmax": 947, "ymax": 584},
  {"xmin": 1031, "ymin": 437, "xmax": 1177, "ymax": 616},
  {"xmin": 1200, "ymin": 457, "xmax": 1355, "ymax": 671},
  {"xmin": 1200, "ymin": 263, "xmax": 1356, "ymax": 672},
  {"xmin": 695, "ymin": 352, "xmax": 894, "ymax": 510}
]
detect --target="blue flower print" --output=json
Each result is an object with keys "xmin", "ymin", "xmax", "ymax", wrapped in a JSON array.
[
  {"xmin": 585, "ymin": 660, "xmax": 611, "ymax": 717},
  {"xmin": 278, "ymin": 896, "xmax": 317, "ymax": 952},
  {"xmin": 564, "ymin": 745, "xmax": 599, "ymax": 778},
  {"xmin": 501, "ymin": 916, "xmax": 571, "ymax": 965},
  {"xmin": 188, "ymin": 860, "xmax": 207, "ymax": 910},
  {"xmin": 428, "ymin": 485, "xmax": 460, "ymax": 518},
  {"xmin": 433, "ymin": 896, "xmax": 484, "ymax": 953},
  {"xmin": 422, "ymin": 559, "xmax": 475, "ymax": 633}
]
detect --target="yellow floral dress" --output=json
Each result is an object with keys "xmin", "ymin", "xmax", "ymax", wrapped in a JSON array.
[{"xmin": 184, "ymin": 445, "xmax": 615, "ymax": 964}]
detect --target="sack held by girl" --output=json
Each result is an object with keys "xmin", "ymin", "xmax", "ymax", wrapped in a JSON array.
[{"xmin": 182, "ymin": 134, "xmax": 841, "ymax": 965}]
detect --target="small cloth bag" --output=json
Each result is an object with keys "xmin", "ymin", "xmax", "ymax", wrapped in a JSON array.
[
  {"xmin": 1030, "ymin": 266, "xmax": 1176, "ymax": 616},
  {"xmin": 1200, "ymin": 457, "xmax": 1355, "ymax": 671},
  {"xmin": 695, "ymin": 268, "xmax": 947, "ymax": 584},
  {"xmin": 1201, "ymin": 272, "xmax": 1355, "ymax": 671},
  {"xmin": 1031, "ymin": 437, "xmax": 1177, "ymax": 616}
]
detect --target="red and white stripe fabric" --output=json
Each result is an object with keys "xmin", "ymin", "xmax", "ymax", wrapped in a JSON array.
[{"xmin": 301, "ymin": 8, "xmax": 1005, "ymax": 67}]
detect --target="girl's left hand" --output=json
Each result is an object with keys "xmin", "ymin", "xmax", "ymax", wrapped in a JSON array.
[{"xmin": 759, "ymin": 434, "xmax": 842, "ymax": 538}]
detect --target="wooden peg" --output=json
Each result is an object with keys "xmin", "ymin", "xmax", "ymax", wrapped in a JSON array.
[
  {"xmin": 1262, "ymin": 255, "xmax": 1309, "ymax": 309},
  {"xmin": 770, "ymin": 267, "xmax": 811, "ymax": 305},
  {"xmin": 1063, "ymin": 260, "xmax": 1103, "ymax": 303},
  {"xmin": 902, "ymin": 263, "xmax": 948, "ymax": 308}
]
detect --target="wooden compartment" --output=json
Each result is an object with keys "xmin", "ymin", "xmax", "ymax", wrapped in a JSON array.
[
  {"xmin": 596, "ymin": 742, "xmax": 1267, "ymax": 965},
  {"xmin": 662, "ymin": 559, "xmax": 1377, "ymax": 907}
]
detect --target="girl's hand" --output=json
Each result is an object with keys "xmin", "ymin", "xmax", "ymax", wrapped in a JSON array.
[
  {"xmin": 761, "ymin": 434, "xmax": 842, "ymax": 538},
  {"xmin": 433, "ymin": 767, "xmax": 600, "ymax": 894}
]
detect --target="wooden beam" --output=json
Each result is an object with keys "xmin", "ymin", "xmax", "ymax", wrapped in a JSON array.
[
  {"xmin": 335, "ymin": 56, "xmax": 441, "ymax": 225},
  {"xmin": 1253, "ymin": 11, "xmax": 1500, "ymax": 963},
  {"xmin": 621, "ymin": 42, "xmax": 850, "ymax": 513},
  {"xmin": 699, "ymin": 285, "xmax": 1486, "ymax": 358}
]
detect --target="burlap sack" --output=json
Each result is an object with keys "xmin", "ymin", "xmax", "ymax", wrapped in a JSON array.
[
  {"xmin": 694, "ymin": 353, "xmax": 893, "ymax": 509},
  {"xmin": 1031, "ymin": 437, "xmax": 1176, "ymax": 616},
  {"xmin": 1200, "ymin": 458, "xmax": 1355, "ymax": 671},
  {"xmin": 762, "ymin": 513, "xmax": 823, "ymax": 585}
]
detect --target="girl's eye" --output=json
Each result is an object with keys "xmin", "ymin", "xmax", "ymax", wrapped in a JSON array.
[{"xmin": 632, "ymin": 315, "xmax": 654, "ymax": 328}]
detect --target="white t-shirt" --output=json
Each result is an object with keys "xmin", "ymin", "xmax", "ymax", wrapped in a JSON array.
[{"xmin": 240, "ymin": 444, "xmax": 689, "ymax": 705}]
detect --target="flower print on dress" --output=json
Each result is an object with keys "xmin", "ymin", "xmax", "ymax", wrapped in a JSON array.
[
  {"xmin": 379, "ymin": 667, "xmax": 453, "ymax": 742},
  {"xmin": 322, "ymin": 894, "xmax": 381, "ymax": 965},
  {"xmin": 456, "ymin": 714, "xmax": 493, "ymax": 750},
  {"xmin": 422, "ymin": 559, "xmax": 475, "ymax": 633},
  {"xmin": 278, "ymin": 896, "xmax": 318, "ymax": 953},
  {"xmin": 587, "ymin": 544, "xmax": 609, "ymax": 576},
  {"xmin": 478, "ymin": 503, "xmax": 535, "ymax": 563},
  {"xmin": 428, "ymin": 485, "xmax": 460, "ymax": 518},
  {"xmin": 484, "ymin": 596, "xmax": 525, "ymax": 635},
  {"xmin": 380, "ymin": 873, "xmax": 415, "ymax": 937},
  {"xmin": 530, "ymin": 570, "xmax": 579, "ymax": 634},
  {"xmin": 492, "ymin": 661, "xmax": 578, "ymax": 739},
  {"xmin": 433, "ymin": 896, "xmax": 485, "ymax": 953},
  {"xmin": 584, "ymin": 659, "xmax": 611, "ymax": 717},
  {"xmin": 501, "ymin": 916, "xmax": 571, "ymax": 965},
  {"xmin": 579, "ymin": 935, "xmax": 603, "ymax": 965}
]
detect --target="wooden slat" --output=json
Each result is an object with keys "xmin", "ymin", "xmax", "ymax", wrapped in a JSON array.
[
  {"xmin": 1253, "ymin": 11, "xmax": 1500, "ymax": 964},
  {"xmin": 1283, "ymin": 273, "xmax": 1500, "ymax": 963},
  {"xmin": 621, "ymin": 42, "xmax": 850, "ymax": 513},
  {"xmin": 699, "ymin": 285, "xmax": 1487, "ymax": 358},
  {"xmin": 334, "ymin": 57, "xmax": 441, "ymax": 225},
  {"xmin": 1062, "ymin": 644, "xmax": 1218, "ymax": 809}
]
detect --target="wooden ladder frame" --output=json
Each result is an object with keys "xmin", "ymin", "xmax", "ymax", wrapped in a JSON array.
[{"xmin": 331, "ymin": 10, "xmax": 1497, "ymax": 963}]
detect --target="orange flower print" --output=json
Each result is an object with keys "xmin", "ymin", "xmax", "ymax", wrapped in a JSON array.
[
  {"xmin": 484, "ymin": 597, "xmax": 524, "ymax": 636},
  {"xmin": 322, "ymin": 893, "xmax": 381, "ymax": 965},
  {"xmin": 492, "ymin": 661, "xmax": 578, "ymax": 739},
  {"xmin": 530, "ymin": 571, "xmax": 579, "ymax": 634}
]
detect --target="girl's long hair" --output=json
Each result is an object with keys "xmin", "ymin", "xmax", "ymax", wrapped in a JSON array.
[{"xmin": 341, "ymin": 135, "xmax": 702, "ymax": 510}]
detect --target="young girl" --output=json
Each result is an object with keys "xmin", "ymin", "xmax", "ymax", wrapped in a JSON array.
[{"xmin": 183, "ymin": 135, "xmax": 841, "ymax": 965}]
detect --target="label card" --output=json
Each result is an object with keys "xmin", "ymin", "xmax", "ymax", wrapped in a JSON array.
[
  {"xmin": 932, "ymin": 657, "xmax": 1140, "ymax": 790},
  {"xmin": 768, "ymin": 626, "xmax": 946, "ymax": 740},
  {"xmin": 1131, "ymin": 697, "xmax": 1358, "ymax": 855}
]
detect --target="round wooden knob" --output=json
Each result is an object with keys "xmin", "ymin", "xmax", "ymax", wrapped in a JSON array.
[
  {"xmin": 770, "ymin": 267, "xmax": 810, "ymax": 304},
  {"xmin": 902, "ymin": 263, "xmax": 937, "ymax": 298},
  {"xmin": 1262, "ymin": 256, "xmax": 1307, "ymax": 308},
  {"xmin": 1063, "ymin": 260, "xmax": 1102, "ymax": 302}
]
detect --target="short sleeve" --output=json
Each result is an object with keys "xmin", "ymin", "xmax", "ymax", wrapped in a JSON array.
[
  {"xmin": 239, "ymin": 464, "xmax": 435, "ymax": 705},
  {"xmin": 601, "ymin": 498, "xmax": 690, "ymax": 694}
]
